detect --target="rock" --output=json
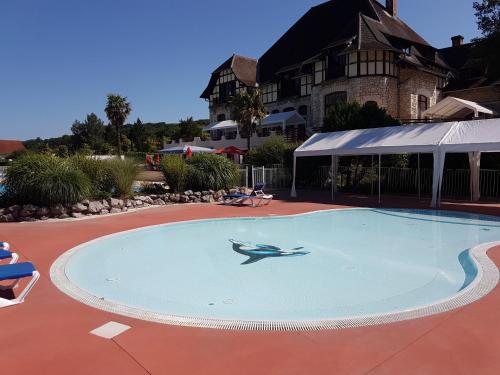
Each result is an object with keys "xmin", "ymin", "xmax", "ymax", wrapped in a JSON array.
[
  {"xmin": 58, "ymin": 214, "xmax": 70, "ymax": 219},
  {"xmin": 194, "ymin": 191, "xmax": 202, "ymax": 197},
  {"xmin": 189, "ymin": 195, "xmax": 197, "ymax": 201},
  {"xmin": 87, "ymin": 201, "xmax": 104, "ymax": 214},
  {"xmin": 184, "ymin": 190, "xmax": 193, "ymax": 196},
  {"xmin": 125, "ymin": 199, "xmax": 133, "ymax": 208},
  {"xmin": 71, "ymin": 212, "xmax": 85, "ymax": 219},
  {"xmin": 19, "ymin": 204, "xmax": 38, "ymax": 217},
  {"xmin": 36, "ymin": 207, "xmax": 50, "ymax": 217},
  {"xmin": 134, "ymin": 200, "xmax": 143, "ymax": 206},
  {"xmin": 0, "ymin": 214, "xmax": 15, "ymax": 222},
  {"xmin": 39, "ymin": 216, "xmax": 49, "ymax": 221},
  {"xmin": 201, "ymin": 195, "xmax": 211, "ymax": 203},
  {"xmin": 81, "ymin": 199, "xmax": 90, "ymax": 205},
  {"xmin": 229, "ymin": 188, "xmax": 238, "ymax": 195},
  {"xmin": 50, "ymin": 204, "xmax": 66, "ymax": 217},
  {"xmin": 180, "ymin": 195, "xmax": 190, "ymax": 203},
  {"xmin": 121, "ymin": 207, "xmax": 128, "ymax": 212},
  {"xmin": 100, "ymin": 209, "xmax": 109, "ymax": 215},
  {"xmin": 7, "ymin": 205, "xmax": 21, "ymax": 217},
  {"xmin": 110, "ymin": 208, "xmax": 122, "ymax": 214},
  {"xmin": 71, "ymin": 203, "xmax": 87, "ymax": 213},
  {"xmin": 109, "ymin": 198, "xmax": 124, "ymax": 208},
  {"xmin": 153, "ymin": 199, "xmax": 165, "ymax": 205},
  {"xmin": 0, "ymin": 208, "xmax": 4, "ymax": 216},
  {"xmin": 101, "ymin": 200, "xmax": 110, "ymax": 209},
  {"xmin": 20, "ymin": 217, "xmax": 37, "ymax": 222}
]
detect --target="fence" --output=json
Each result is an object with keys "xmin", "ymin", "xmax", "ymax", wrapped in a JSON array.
[{"xmin": 241, "ymin": 165, "xmax": 500, "ymax": 200}]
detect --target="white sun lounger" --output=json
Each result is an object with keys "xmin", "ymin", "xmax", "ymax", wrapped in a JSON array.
[{"xmin": 0, "ymin": 262, "xmax": 40, "ymax": 308}]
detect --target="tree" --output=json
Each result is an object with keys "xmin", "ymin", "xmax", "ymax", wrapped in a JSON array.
[
  {"xmin": 104, "ymin": 94, "xmax": 132, "ymax": 156},
  {"xmin": 71, "ymin": 113, "xmax": 105, "ymax": 151},
  {"xmin": 230, "ymin": 89, "xmax": 267, "ymax": 150},
  {"xmin": 474, "ymin": 0, "xmax": 500, "ymax": 36},
  {"xmin": 129, "ymin": 118, "xmax": 147, "ymax": 151},
  {"xmin": 473, "ymin": 1, "xmax": 500, "ymax": 80},
  {"xmin": 323, "ymin": 101, "xmax": 399, "ymax": 132},
  {"xmin": 55, "ymin": 144, "xmax": 69, "ymax": 158},
  {"xmin": 245, "ymin": 137, "xmax": 297, "ymax": 168},
  {"xmin": 175, "ymin": 117, "xmax": 203, "ymax": 142}
]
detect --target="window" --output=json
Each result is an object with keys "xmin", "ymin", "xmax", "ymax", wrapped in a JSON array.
[
  {"xmin": 346, "ymin": 51, "xmax": 396, "ymax": 77},
  {"xmin": 324, "ymin": 92, "xmax": 347, "ymax": 115},
  {"xmin": 217, "ymin": 114, "xmax": 226, "ymax": 122},
  {"xmin": 314, "ymin": 60, "xmax": 326, "ymax": 84},
  {"xmin": 418, "ymin": 95, "xmax": 428, "ymax": 118},
  {"xmin": 300, "ymin": 75, "xmax": 312, "ymax": 96},
  {"xmin": 365, "ymin": 101, "xmax": 378, "ymax": 107},
  {"xmin": 210, "ymin": 69, "xmax": 237, "ymax": 106},
  {"xmin": 261, "ymin": 84, "xmax": 278, "ymax": 104}
]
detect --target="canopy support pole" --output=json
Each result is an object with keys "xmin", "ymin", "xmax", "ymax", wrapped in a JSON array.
[
  {"xmin": 378, "ymin": 154, "xmax": 382, "ymax": 204},
  {"xmin": 371, "ymin": 155, "xmax": 374, "ymax": 196},
  {"xmin": 331, "ymin": 154, "xmax": 338, "ymax": 201},
  {"xmin": 468, "ymin": 152, "xmax": 481, "ymax": 202},
  {"xmin": 417, "ymin": 153, "xmax": 421, "ymax": 200},
  {"xmin": 291, "ymin": 155, "xmax": 297, "ymax": 198},
  {"xmin": 431, "ymin": 150, "xmax": 446, "ymax": 208}
]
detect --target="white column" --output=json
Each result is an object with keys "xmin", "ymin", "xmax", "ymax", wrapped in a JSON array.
[
  {"xmin": 468, "ymin": 151, "xmax": 481, "ymax": 201},
  {"xmin": 291, "ymin": 155, "xmax": 297, "ymax": 198}
]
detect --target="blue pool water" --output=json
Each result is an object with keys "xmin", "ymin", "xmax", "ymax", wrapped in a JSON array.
[
  {"xmin": 0, "ymin": 184, "xmax": 4, "ymax": 194},
  {"xmin": 64, "ymin": 209, "xmax": 500, "ymax": 321}
]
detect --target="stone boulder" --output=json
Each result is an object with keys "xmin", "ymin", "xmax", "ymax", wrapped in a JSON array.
[
  {"xmin": 109, "ymin": 198, "xmax": 124, "ymax": 208},
  {"xmin": 36, "ymin": 207, "xmax": 50, "ymax": 217},
  {"xmin": 71, "ymin": 212, "xmax": 85, "ymax": 219},
  {"xmin": 87, "ymin": 201, "xmax": 104, "ymax": 214},
  {"xmin": 19, "ymin": 204, "xmax": 38, "ymax": 217},
  {"xmin": 71, "ymin": 203, "xmax": 87, "ymax": 213},
  {"xmin": 109, "ymin": 208, "xmax": 122, "ymax": 214},
  {"xmin": 50, "ymin": 204, "xmax": 66, "ymax": 217}
]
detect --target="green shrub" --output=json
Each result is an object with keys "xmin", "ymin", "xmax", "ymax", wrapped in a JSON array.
[
  {"xmin": 70, "ymin": 155, "xmax": 114, "ymax": 198},
  {"xmin": 245, "ymin": 137, "xmax": 297, "ymax": 168},
  {"xmin": 186, "ymin": 154, "xmax": 238, "ymax": 191},
  {"xmin": 160, "ymin": 155, "xmax": 188, "ymax": 193},
  {"xmin": 106, "ymin": 158, "xmax": 139, "ymax": 197},
  {"xmin": 4, "ymin": 154, "xmax": 91, "ymax": 205}
]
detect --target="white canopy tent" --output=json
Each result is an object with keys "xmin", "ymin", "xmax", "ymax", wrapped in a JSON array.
[
  {"xmin": 202, "ymin": 120, "xmax": 238, "ymax": 132},
  {"xmin": 422, "ymin": 96, "xmax": 494, "ymax": 120},
  {"xmin": 291, "ymin": 118, "xmax": 500, "ymax": 207}
]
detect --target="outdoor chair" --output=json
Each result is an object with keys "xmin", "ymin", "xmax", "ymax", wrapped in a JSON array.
[
  {"xmin": 0, "ymin": 262, "xmax": 40, "ymax": 308},
  {"xmin": 223, "ymin": 183, "xmax": 273, "ymax": 207}
]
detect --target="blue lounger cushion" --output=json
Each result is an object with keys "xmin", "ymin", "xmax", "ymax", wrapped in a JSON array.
[
  {"xmin": 0, "ymin": 262, "xmax": 36, "ymax": 281},
  {"xmin": 0, "ymin": 250, "xmax": 13, "ymax": 260},
  {"xmin": 223, "ymin": 193, "xmax": 249, "ymax": 199}
]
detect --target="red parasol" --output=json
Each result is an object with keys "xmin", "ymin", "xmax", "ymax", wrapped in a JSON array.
[
  {"xmin": 154, "ymin": 154, "xmax": 160, "ymax": 164},
  {"xmin": 186, "ymin": 147, "xmax": 193, "ymax": 159}
]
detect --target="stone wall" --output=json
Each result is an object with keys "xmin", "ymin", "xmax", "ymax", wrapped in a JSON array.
[
  {"xmin": 0, "ymin": 188, "xmax": 247, "ymax": 223},
  {"xmin": 399, "ymin": 68, "xmax": 441, "ymax": 120}
]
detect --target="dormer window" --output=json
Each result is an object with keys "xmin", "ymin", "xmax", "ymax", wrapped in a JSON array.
[
  {"xmin": 300, "ymin": 75, "xmax": 312, "ymax": 96},
  {"xmin": 261, "ymin": 83, "xmax": 278, "ymax": 104},
  {"xmin": 346, "ymin": 51, "xmax": 397, "ymax": 77}
]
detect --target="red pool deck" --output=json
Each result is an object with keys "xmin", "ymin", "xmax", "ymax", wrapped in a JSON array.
[{"xmin": 1, "ymin": 193, "xmax": 500, "ymax": 375}]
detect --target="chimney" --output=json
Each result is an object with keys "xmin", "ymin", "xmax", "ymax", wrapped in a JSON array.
[
  {"xmin": 386, "ymin": 0, "xmax": 397, "ymax": 16},
  {"xmin": 451, "ymin": 35, "xmax": 464, "ymax": 47}
]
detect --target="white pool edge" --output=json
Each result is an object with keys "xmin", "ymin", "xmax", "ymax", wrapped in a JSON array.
[{"xmin": 50, "ymin": 209, "xmax": 500, "ymax": 331}]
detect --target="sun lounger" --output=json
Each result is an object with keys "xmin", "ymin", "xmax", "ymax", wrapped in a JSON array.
[
  {"xmin": 0, "ymin": 241, "xmax": 10, "ymax": 250},
  {"xmin": 0, "ymin": 262, "xmax": 40, "ymax": 307},
  {"xmin": 223, "ymin": 184, "xmax": 273, "ymax": 207},
  {"xmin": 0, "ymin": 249, "xmax": 19, "ymax": 264}
]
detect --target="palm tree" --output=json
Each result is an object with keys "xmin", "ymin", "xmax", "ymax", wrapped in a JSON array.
[
  {"xmin": 230, "ymin": 89, "xmax": 267, "ymax": 151},
  {"xmin": 105, "ymin": 94, "xmax": 132, "ymax": 156}
]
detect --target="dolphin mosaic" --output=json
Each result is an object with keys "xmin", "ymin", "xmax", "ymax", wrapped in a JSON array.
[{"xmin": 230, "ymin": 239, "xmax": 309, "ymax": 265}]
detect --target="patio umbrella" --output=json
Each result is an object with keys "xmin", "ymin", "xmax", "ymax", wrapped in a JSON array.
[
  {"xmin": 186, "ymin": 147, "xmax": 193, "ymax": 159},
  {"xmin": 158, "ymin": 145, "xmax": 214, "ymax": 154}
]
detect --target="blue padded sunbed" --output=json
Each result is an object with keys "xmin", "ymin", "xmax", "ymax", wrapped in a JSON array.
[{"xmin": 0, "ymin": 262, "xmax": 40, "ymax": 308}]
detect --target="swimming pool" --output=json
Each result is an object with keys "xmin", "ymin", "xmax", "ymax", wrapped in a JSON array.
[{"xmin": 51, "ymin": 208, "xmax": 500, "ymax": 330}]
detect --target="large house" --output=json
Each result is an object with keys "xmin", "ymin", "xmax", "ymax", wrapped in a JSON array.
[
  {"xmin": 0, "ymin": 140, "xmax": 25, "ymax": 158},
  {"xmin": 192, "ymin": 0, "xmax": 496, "ymax": 150}
]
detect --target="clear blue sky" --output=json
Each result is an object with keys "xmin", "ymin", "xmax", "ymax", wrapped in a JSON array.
[{"xmin": 0, "ymin": 0, "xmax": 480, "ymax": 140}]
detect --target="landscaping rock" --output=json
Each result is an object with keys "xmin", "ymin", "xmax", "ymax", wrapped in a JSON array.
[
  {"xmin": 87, "ymin": 201, "xmax": 104, "ymax": 214},
  {"xmin": 109, "ymin": 198, "xmax": 124, "ymax": 208},
  {"xmin": 110, "ymin": 208, "xmax": 122, "ymax": 214},
  {"xmin": 201, "ymin": 195, "xmax": 211, "ymax": 203},
  {"xmin": 121, "ymin": 207, "xmax": 128, "ymax": 212},
  {"xmin": 0, "ymin": 214, "xmax": 14, "ymax": 222},
  {"xmin": 184, "ymin": 190, "xmax": 193, "ymax": 196},
  {"xmin": 194, "ymin": 191, "xmax": 202, "ymax": 197},
  {"xmin": 134, "ymin": 200, "xmax": 143, "ymax": 206},
  {"xmin": 100, "ymin": 209, "xmax": 109, "ymax": 215},
  {"xmin": 81, "ymin": 199, "xmax": 90, "ymax": 205},
  {"xmin": 39, "ymin": 216, "xmax": 49, "ymax": 221},
  {"xmin": 19, "ymin": 204, "xmax": 37, "ymax": 217},
  {"xmin": 58, "ymin": 214, "xmax": 70, "ymax": 219},
  {"xmin": 36, "ymin": 207, "xmax": 50, "ymax": 217},
  {"xmin": 101, "ymin": 200, "xmax": 110, "ymax": 209},
  {"xmin": 71, "ymin": 212, "xmax": 85, "ymax": 219},
  {"xmin": 180, "ymin": 195, "xmax": 190, "ymax": 203},
  {"xmin": 153, "ymin": 199, "xmax": 165, "ymax": 205},
  {"xmin": 51, "ymin": 204, "xmax": 66, "ymax": 217},
  {"xmin": 71, "ymin": 203, "xmax": 87, "ymax": 213}
]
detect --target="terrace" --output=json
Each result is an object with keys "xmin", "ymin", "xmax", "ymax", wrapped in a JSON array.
[{"xmin": 1, "ymin": 195, "xmax": 500, "ymax": 374}]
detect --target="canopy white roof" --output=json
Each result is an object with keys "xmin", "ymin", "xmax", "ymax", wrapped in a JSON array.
[
  {"xmin": 441, "ymin": 118, "xmax": 500, "ymax": 153},
  {"xmin": 261, "ymin": 111, "xmax": 306, "ymax": 128},
  {"xmin": 203, "ymin": 120, "xmax": 238, "ymax": 132},
  {"xmin": 294, "ymin": 122, "xmax": 458, "ymax": 157},
  {"xmin": 422, "ymin": 96, "xmax": 494, "ymax": 119}
]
